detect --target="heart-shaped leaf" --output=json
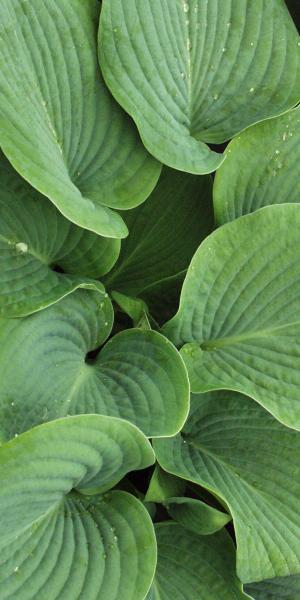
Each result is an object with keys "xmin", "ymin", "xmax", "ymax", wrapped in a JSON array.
[
  {"xmin": 0, "ymin": 289, "xmax": 189, "ymax": 441},
  {"xmin": 0, "ymin": 0, "xmax": 161, "ymax": 238},
  {"xmin": 163, "ymin": 204, "xmax": 300, "ymax": 430},
  {"xmin": 0, "ymin": 154, "xmax": 120, "ymax": 318},
  {"xmin": 99, "ymin": 0, "xmax": 300, "ymax": 174},
  {"xmin": 214, "ymin": 107, "xmax": 300, "ymax": 224},
  {"xmin": 154, "ymin": 391, "xmax": 300, "ymax": 583},
  {"xmin": 247, "ymin": 574, "xmax": 300, "ymax": 599},
  {"xmin": 146, "ymin": 523, "xmax": 249, "ymax": 599},
  {"xmin": 0, "ymin": 415, "xmax": 156, "ymax": 600}
]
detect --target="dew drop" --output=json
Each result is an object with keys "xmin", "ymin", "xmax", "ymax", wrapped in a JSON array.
[
  {"xmin": 275, "ymin": 149, "xmax": 280, "ymax": 155},
  {"xmin": 105, "ymin": 322, "xmax": 108, "ymax": 327},
  {"xmin": 249, "ymin": 87, "xmax": 255, "ymax": 93},
  {"xmin": 298, "ymin": 41, "xmax": 300, "ymax": 47},
  {"xmin": 250, "ymin": 42, "xmax": 254, "ymax": 47},
  {"xmin": 222, "ymin": 47, "xmax": 226, "ymax": 53},
  {"xmin": 183, "ymin": 2, "xmax": 189, "ymax": 13},
  {"xmin": 14, "ymin": 566, "xmax": 19, "ymax": 573},
  {"xmin": 15, "ymin": 242, "xmax": 28, "ymax": 254},
  {"xmin": 11, "ymin": 401, "xmax": 15, "ymax": 407},
  {"xmin": 213, "ymin": 94, "xmax": 219, "ymax": 100}
]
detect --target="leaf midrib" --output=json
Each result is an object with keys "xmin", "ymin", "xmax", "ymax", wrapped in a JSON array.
[
  {"xmin": 0, "ymin": 232, "xmax": 49, "ymax": 265},
  {"xmin": 201, "ymin": 319, "xmax": 300, "ymax": 351}
]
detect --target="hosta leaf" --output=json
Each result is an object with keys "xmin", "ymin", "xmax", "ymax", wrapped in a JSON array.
[
  {"xmin": 247, "ymin": 574, "xmax": 300, "ymax": 599},
  {"xmin": 146, "ymin": 524, "xmax": 249, "ymax": 599},
  {"xmin": 214, "ymin": 107, "xmax": 300, "ymax": 224},
  {"xmin": 0, "ymin": 155, "xmax": 120, "ymax": 318},
  {"xmin": 0, "ymin": 290, "xmax": 189, "ymax": 441},
  {"xmin": 0, "ymin": 415, "xmax": 156, "ymax": 600},
  {"xmin": 154, "ymin": 391, "xmax": 300, "ymax": 583},
  {"xmin": 99, "ymin": 0, "xmax": 300, "ymax": 174},
  {"xmin": 165, "ymin": 497, "xmax": 231, "ymax": 536},
  {"xmin": 163, "ymin": 204, "xmax": 300, "ymax": 430},
  {"xmin": 145, "ymin": 465, "xmax": 186, "ymax": 503},
  {"xmin": 104, "ymin": 167, "xmax": 214, "ymax": 305},
  {"xmin": 0, "ymin": 0, "xmax": 160, "ymax": 238}
]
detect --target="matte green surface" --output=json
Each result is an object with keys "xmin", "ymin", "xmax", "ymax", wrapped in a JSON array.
[
  {"xmin": 0, "ymin": 415, "xmax": 156, "ymax": 600},
  {"xmin": 0, "ymin": 0, "xmax": 161, "ymax": 238},
  {"xmin": 214, "ymin": 107, "xmax": 300, "ymax": 224},
  {"xmin": 0, "ymin": 289, "xmax": 189, "ymax": 440},
  {"xmin": 165, "ymin": 497, "xmax": 231, "ymax": 536},
  {"xmin": 163, "ymin": 204, "xmax": 300, "ymax": 430},
  {"xmin": 146, "ymin": 523, "xmax": 249, "ymax": 599},
  {"xmin": 154, "ymin": 391, "xmax": 300, "ymax": 583},
  {"xmin": 100, "ymin": 0, "xmax": 300, "ymax": 173},
  {"xmin": 0, "ymin": 154, "xmax": 120, "ymax": 317},
  {"xmin": 104, "ymin": 167, "xmax": 214, "ymax": 297},
  {"xmin": 247, "ymin": 574, "xmax": 300, "ymax": 599}
]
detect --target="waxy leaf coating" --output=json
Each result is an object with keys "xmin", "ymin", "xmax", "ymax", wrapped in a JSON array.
[
  {"xmin": 154, "ymin": 391, "xmax": 300, "ymax": 583},
  {"xmin": 0, "ymin": 415, "xmax": 156, "ymax": 600},
  {"xmin": 0, "ymin": 289, "xmax": 189, "ymax": 441},
  {"xmin": 146, "ymin": 523, "xmax": 249, "ymax": 599},
  {"xmin": 214, "ymin": 107, "xmax": 300, "ymax": 224},
  {"xmin": 0, "ymin": 0, "xmax": 161, "ymax": 238},
  {"xmin": 0, "ymin": 154, "xmax": 120, "ymax": 317},
  {"xmin": 164, "ymin": 204, "xmax": 300, "ymax": 430},
  {"xmin": 100, "ymin": 0, "xmax": 300, "ymax": 174}
]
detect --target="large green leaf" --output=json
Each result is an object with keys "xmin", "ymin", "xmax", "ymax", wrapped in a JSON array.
[
  {"xmin": 146, "ymin": 523, "xmax": 249, "ymax": 599},
  {"xmin": 247, "ymin": 574, "xmax": 300, "ymax": 599},
  {"xmin": 163, "ymin": 204, "xmax": 300, "ymax": 430},
  {"xmin": 214, "ymin": 107, "xmax": 300, "ymax": 224},
  {"xmin": 0, "ymin": 415, "xmax": 156, "ymax": 599},
  {"xmin": 0, "ymin": 0, "xmax": 161, "ymax": 239},
  {"xmin": 154, "ymin": 391, "xmax": 300, "ymax": 583},
  {"xmin": 0, "ymin": 154, "xmax": 120, "ymax": 318},
  {"xmin": 0, "ymin": 289, "xmax": 189, "ymax": 441},
  {"xmin": 105, "ymin": 167, "xmax": 214, "ymax": 322},
  {"xmin": 99, "ymin": 0, "xmax": 300, "ymax": 174},
  {"xmin": 104, "ymin": 167, "xmax": 213, "ymax": 294}
]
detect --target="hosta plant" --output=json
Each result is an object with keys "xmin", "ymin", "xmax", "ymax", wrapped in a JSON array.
[{"xmin": 0, "ymin": 1, "xmax": 300, "ymax": 599}]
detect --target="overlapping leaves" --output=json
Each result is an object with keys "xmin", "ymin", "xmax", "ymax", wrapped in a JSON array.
[
  {"xmin": 0, "ymin": 0, "xmax": 160, "ymax": 238},
  {"xmin": 154, "ymin": 391, "xmax": 300, "ymax": 583},
  {"xmin": 0, "ymin": 415, "xmax": 156, "ymax": 599},
  {"xmin": 0, "ymin": 289, "xmax": 189, "ymax": 441},
  {"xmin": 164, "ymin": 204, "xmax": 300, "ymax": 430},
  {"xmin": 100, "ymin": 0, "xmax": 300, "ymax": 174}
]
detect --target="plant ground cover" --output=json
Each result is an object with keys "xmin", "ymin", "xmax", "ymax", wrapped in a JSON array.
[{"xmin": 0, "ymin": 1, "xmax": 300, "ymax": 599}]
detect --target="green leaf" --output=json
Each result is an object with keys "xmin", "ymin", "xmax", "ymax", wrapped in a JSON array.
[
  {"xmin": 154, "ymin": 391, "xmax": 300, "ymax": 583},
  {"xmin": 163, "ymin": 204, "xmax": 300, "ymax": 430},
  {"xmin": 165, "ymin": 497, "xmax": 231, "ymax": 536},
  {"xmin": 0, "ymin": 0, "xmax": 161, "ymax": 239},
  {"xmin": 0, "ymin": 289, "xmax": 189, "ymax": 441},
  {"xmin": 99, "ymin": 0, "xmax": 300, "ymax": 174},
  {"xmin": 146, "ymin": 523, "xmax": 249, "ymax": 599},
  {"xmin": 214, "ymin": 107, "xmax": 300, "ymax": 224},
  {"xmin": 247, "ymin": 574, "xmax": 300, "ymax": 599},
  {"xmin": 112, "ymin": 291, "xmax": 151, "ymax": 329},
  {"xmin": 0, "ymin": 415, "xmax": 156, "ymax": 600},
  {"xmin": 145, "ymin": 465, "xmax": 186, "ymax": 503},
  {"xmin": 104, "ymin": 167, "xmax": 214, "ymax": 297},
  {"xmin": 0, "ymin": 154, "xmax": 120, "ymax": 318}
]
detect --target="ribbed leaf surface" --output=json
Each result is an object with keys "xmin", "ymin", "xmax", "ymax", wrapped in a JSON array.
[
  {"xmin": 0, "ymin": 0, "xmax": 160, "ymax": 238},
  {"xmin": 0, "ymin": 155, "xmax": 120, "ymax": 317},
  {"xmin": 214, "ymin": 107, "xmax": 300, "ymax": 224},
  {"xmin": 146, "ymin": 524, "xmax": 248, "ymax": 599},
  {"xmin": 100, "ymin": 0, "xmax": 300, "ymax": 173},
  {"xmin": 0, "ymin": 416, "xmax": 156, "ymax": 599},
  {"xmin": 164, "ymin": 205, "xmax": 300, "ymax": 430},
  {"xmin": 0, "ymin": 290, "xmax": 189, "ymax": 441},
  {"xmin": 154, "ymin": 391, "xmax": 300, "ymax": 582}
]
